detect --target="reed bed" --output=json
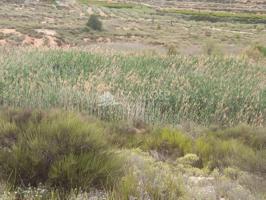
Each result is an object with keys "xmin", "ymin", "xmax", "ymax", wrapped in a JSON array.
[{"xmin": 0, "ymin": 48, "xmax": 265, "ymax": 126}]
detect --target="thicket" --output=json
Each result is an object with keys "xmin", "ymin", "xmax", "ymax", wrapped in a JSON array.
[{"xmin": 0, "ymin": 109, "xmax": 122, "ymax": 192}]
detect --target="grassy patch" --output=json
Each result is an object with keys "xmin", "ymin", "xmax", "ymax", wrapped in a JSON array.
[
  {"xmin": 0, "ymin": 48, "xmax": 265, "ymax": 127},
  {"xmin": 162, "ymin": 9, "xmax": 266, "ymax": 24},
  {"xmin": 79, "ymin": 0, "xmax": 135, "ymax": 9}
]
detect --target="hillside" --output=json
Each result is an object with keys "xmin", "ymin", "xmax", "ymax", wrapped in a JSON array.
[
  {"xmin": 0, "ymin": 0, "xmax": 265, "ymax": 199},
  {"xmin": 0, "ymin": 0, "xmax": 265, "ymax": 55}
]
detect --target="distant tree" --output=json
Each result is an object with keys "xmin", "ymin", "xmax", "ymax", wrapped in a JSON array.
[{"xmin": 87, "ymin": 15, "xmax": 102, "ymax": 31}]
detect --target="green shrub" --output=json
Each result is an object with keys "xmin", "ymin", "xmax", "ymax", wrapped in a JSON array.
[
  {"xmin": 256, "ymin": 45, "xmax": 266, "ymax": 57},
  {"xmin": 224, "ymin": 167, "xmax": 241, "ymax": 180},
  {"xmin": 167, "ymin": 45, "xmax": 178, "ymax": 56},
  {"xmin": 195, "ymin": 135, "xmax": 265, "ymax": 173},
  {"xmin": 146, "ymin": 128, "xmax": 193, "ymax": 156},
  {"xmin": 110, "ymin": 150, "xmax": 185, "ymax": 200},
  {"xmin": 87, "ymin": 15, "xmax": 102, "ymax": 31},
  {"xmin": 107, "ymin": 123, "xmax": 148, "ymax": 148},
  {"xmin": 212, "ymin": 125, "xmax": 266, "ymax": 150},
  {"xmin": 0, "ymin": 110, "xmax": 122, "ymax": 191},
  {"xmin": 176, "ymin": 153, "xmax": 201, "ymax": 168}
]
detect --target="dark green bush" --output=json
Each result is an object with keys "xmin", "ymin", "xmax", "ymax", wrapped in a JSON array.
[
  {"xmin": 87, "ymin": 15, "xmax": 102, "ymax": 31},
  {"xmin": 0, "ymin": 110, "xmax": 122, "ymax": 191}
]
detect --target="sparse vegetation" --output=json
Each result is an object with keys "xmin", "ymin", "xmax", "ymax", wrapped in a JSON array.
[{"xmin": 203, "ymin": 40, "xmax": 222, "ymax": 55}]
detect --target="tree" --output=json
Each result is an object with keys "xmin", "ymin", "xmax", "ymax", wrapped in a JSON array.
[{"xmin": 87, "ymin": 15, "xmax": 102, "ymax": 31}]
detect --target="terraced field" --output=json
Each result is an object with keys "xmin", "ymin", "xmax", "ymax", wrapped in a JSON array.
[
  {"xmin": 0, "ymin": 0, "xmax": 265, "ymax": 55},
  {"xmin": 128, "ymin": 0, "xmax": 266, "ymax": 13}
]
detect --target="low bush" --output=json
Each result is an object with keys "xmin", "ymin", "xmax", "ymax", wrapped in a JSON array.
[
  {"xmin": 195, "ymin": 135, "xmax": 266, "ymax": 173},
  {"xmin": 176, "ymin": 153, "xmax": 201, "ymax": 168},
  {"xmin": 211, "ymin": 125, "xmax": 266, "ymax": 150},
  {"xmin": 0, "ymin": 110, "xmax": 122, "ymax": 192},
  {"xmin": 110, "ymin": 150, "xmax": 185, "ymax": 200},
  {"xmin": 256, "ymin": 45, "xmax": 266, "ymax": 57},
  {"xmin": 106, "ymin": 122, "xmax": 148, "ymax": 148},
  {"xmin": 167, "ymin": 45, "xmax": 178, "ymax": 56},
  {"xmin": 143, "ymin": 125, "xmax": 266, "ymax": 174},
  {"xmin": 145, "ymin": 128, "xmax": 193, "ymax": 156},
  {"xmin": 196, "ymin": 137, "xmax": 245, "ymax": 169}
]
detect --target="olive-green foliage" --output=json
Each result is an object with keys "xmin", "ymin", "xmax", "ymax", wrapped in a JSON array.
[
  {"xmin": 195, "ymin": 136, "xmax": 256, "ymax": 170},
  {"xmin": 110, "ymin": 150, "xmax": 185, "ymax": 200},
  {"xmin": 0, "ymin": 109, "xmax": 122, "ymax": 191},
  {"xmin": 1, "ymin": 49, "xmax": 265, "ymax": 127},
  {"xmin": 105, "ymin": 121, "xmax": 150, "ymax": 148},
  {"xmin": 167, "ymin": 45, "xmax": 178, "ymax": 56},
  {"xmin": 87, "ymin": 15, "xmax": 102, "ymax": 31},
  {"xmin": 212, "ymin": 125, "xmax": 266, "ymax": 150},
  {"xmin": 140, "ymin": 126, "xmax": 266, "ymax": 174},
  {"xmin": 111, "ymin": 171, "xmax": 183, "ymax": 200},
  {"xmin": 245, "ymin": 45, "xmax": 266, "ymax": 61},
  {"xmin": 176, "ymin": 153, "xmax": 201, "ymax": 168},
  {"xmin": 146, "ymin": 128, "xmax": 193, "ymax": 156},
  {"xmin": 195, "ymin": 127, "xmax": 266, "ymax": 173},
  {"xmin": 256, "ymin": 45, "xmax": 266, "ymax": 57}
]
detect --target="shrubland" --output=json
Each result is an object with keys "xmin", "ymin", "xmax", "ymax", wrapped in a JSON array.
[
  {"xmin": 0, "ymin": 109, "xmax": 265, "ymax": 199},
  {"xmin": 0, "ymin": 109, "xmax": 122, "ymax": 195}
]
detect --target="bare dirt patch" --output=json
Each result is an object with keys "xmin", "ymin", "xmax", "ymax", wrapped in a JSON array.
[
  {"xmin": 22, "ymin": 35, "xmax": 63, "ymax": 48},
  {"xmin": 35, "ymin": 29, "xmax": 57, "ymax": 36},
  {"xmin": 0, "ymin": 39, "xmax": 7, "ymax": 46},
  {"xmin": 0, "ymin": 29, "xmax": 22, "ymax": 36}
]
